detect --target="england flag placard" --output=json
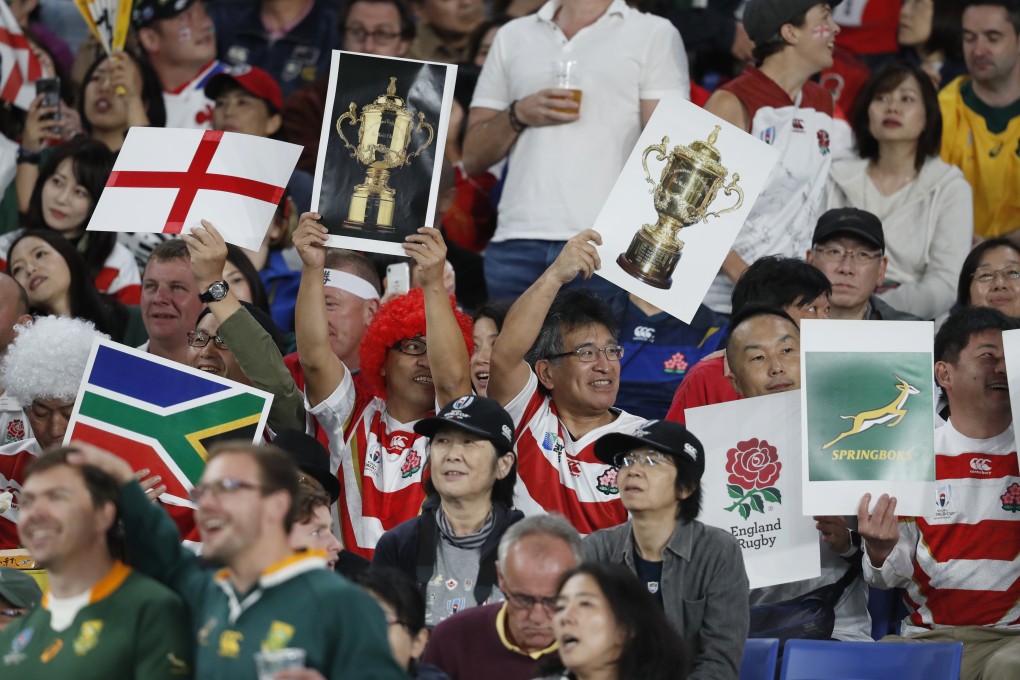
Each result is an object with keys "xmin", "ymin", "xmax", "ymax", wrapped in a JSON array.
[{"xmin": 87, "ymin": 127, "xmax": 302, "ymax": 251}]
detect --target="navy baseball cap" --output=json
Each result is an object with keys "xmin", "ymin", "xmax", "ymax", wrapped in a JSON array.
[{"xmin": 415, "ymin": 396, "xmax": 515, "ymax": 453}]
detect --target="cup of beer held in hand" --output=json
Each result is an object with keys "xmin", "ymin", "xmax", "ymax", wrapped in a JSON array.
[
  {"xmin": 550, "ymin": 60, "xmax": 582, "ymax": 114},
  {"xmin": 617, "ymin": 125, "xmax": 744, "ymax": 290}
]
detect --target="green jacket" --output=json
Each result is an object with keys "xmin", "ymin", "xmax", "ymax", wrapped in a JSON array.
[
  {"xmin": 119, "ymin": 481, "xmax": 405, "ymax": 679},
  {"xmin": 0, "ymin": 561, "xmax": 193, "ymax": 678}
]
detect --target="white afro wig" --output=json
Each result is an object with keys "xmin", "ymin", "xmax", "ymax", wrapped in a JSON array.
[{"xmin": 1, "ymin": 316, "xmax": 109, "ymax": 408}]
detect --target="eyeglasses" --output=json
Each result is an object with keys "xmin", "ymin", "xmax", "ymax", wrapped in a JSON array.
[
  {"xmin": 972, "ymin": 267, "xmax": 1020, "ymax": 284},
  {"xmin": 613, "ymin": 451, "xmax": 674, "ymax": 468},
  {"xmin": 390, "ymin": 338, "xmax": 427, "ymax": 356},
  {"xmin": 344, "ymin": 26, "xmax": 402, "ymax": 45},
  {"xmin": 812, "ymin": 246, "xmax": 882, "ymax": 264},
  {"xmin": 504, "ymin": 588, "xmax": 558, "ymax": 614},
  {"xmin": 187, "ymin": 330, "xmax": 228, "ymax": 349},
  {"xmin": 190, "ymin": 478, "xmax": 264, "ymax": 503},
  {"xmin": 546, "ymin": 344, "xmax": 625, "ymax": 363}
]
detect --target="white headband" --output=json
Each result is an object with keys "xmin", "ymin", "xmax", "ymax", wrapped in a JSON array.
[{"xmin": 323, "ymin": 269, "xmax": 380, "ymax": 300}]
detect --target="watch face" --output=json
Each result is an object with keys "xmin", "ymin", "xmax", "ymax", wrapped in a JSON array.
[{"xmin": 209, "ymin": 282, "xmax": 228, "ymax": 300}]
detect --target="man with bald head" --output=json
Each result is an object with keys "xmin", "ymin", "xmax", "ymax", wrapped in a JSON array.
[
  {"xmin": 0, "ymin": 273, "xmax": 33, "ymax": 444},
  {"xmin": 423, "ymin": 514, "xmax": 581, "ymax": 680}
]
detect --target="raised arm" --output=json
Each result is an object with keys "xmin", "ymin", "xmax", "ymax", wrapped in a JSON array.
[
  {"xmin": 403, "ymin": 227, "xmax": 471, "ymax": 406},
  {"xmin": 858, "ymin": 492, "xmax": 915, "ymax": 589},
  {"xmin": 487, "ymin": 229, "xmax": 602, "ymax": 406},
  {"xmin": 294, "ymin": 212, "xmax": 346, "ymax": 407}
]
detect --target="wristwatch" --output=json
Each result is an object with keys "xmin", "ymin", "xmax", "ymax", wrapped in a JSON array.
[{"xmin": 198, "ymin": 280, "xmax": 229, "ymax": 303}]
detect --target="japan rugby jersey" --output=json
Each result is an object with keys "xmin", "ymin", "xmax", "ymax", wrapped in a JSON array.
[
  {"xmin": 0, "ymin": 393, "xmax": 30, "ymax": 445},
  {"xmin": 0, "ymin": 438, "xmax": 39, "ymax": 550},
  {"xmin": 505, "ymin": 371, "xmax": 646, "ymax": 534},
  {"xmin": 900, "ymin": 423, "xmax": 1020, "ymax": 634},
  {"xmin": 163, "ymin": 60, "xmax": 225, "ymax": 129},
  {"xmin": 308, "ymin": 369, "xmax": 429, "ymax": 558}
]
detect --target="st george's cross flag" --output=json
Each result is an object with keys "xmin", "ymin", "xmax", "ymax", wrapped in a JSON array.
[
  {"xmin": 63, "ymin": 339, "xmax": 273, "ymax": 538},
  {"xmin": 87, "ymin": 127, "xmax": 302, "ymax": 251},
  {"xmin": 0, "ymin": 1, "xmax": 43, "ymax": 110}
]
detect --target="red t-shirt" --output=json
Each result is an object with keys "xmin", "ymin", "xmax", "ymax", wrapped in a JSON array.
[{"xmin": 665, "ymin": 355, "xmax": 740, "ymax": 425}]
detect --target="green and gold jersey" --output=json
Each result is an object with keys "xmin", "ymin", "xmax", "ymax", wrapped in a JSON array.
[{"xmin": 0, "ymin": 561, "xmax": 192, "ymax": 679}]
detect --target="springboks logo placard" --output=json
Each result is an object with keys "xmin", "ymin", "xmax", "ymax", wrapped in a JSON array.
[{"xmin": 800, "ymin": 319, "xmax": 936, "ymax": 516}]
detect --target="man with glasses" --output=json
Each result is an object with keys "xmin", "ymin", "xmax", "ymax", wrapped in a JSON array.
[
  {"xmin": 294, "ymin": 217, "xmax": 473, "ymax": 558},
  {"xmin": 806, "ymin": 208, "xmax": 919, "ymax": 321},
  {"xmin": 66, "ymin": 441, "xmax": 404, "ymax": 679},
  {"xmin": 488, "ymin": 229, "xmax": 647, "ymax": 534},
  {"xmin": 584, "ymin": 419, "xmax": 749, "ymax": 679},
  {"xmin": 424, "ymin": 514, "xmax": 581, "ymax": 679},
  {"xmin": 284, "ymin": 0, "xmax": 415, "ymax": 174}
]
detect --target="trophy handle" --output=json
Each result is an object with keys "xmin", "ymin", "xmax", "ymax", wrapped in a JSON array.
[
  {"xmin": 335, "ymin": 102, "xmax": 359, "ymax": 158},
  {"xmin": 704, "ymin": 173, "xmax": 744, "ymax": 220},
  {"xmin": 407, "ymin": 111, "xmax": 435, "ymax": 163},
  {"xmin": 641, "ymin": 136, "xmax": 670, "ymax": 192}
]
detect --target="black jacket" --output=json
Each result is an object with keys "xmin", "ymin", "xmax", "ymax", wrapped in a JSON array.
[{"xmin": 372, "ymin": 496, "xmax": 524, "ymax": 605}]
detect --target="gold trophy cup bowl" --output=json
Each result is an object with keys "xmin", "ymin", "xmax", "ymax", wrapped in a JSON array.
[
  {"xmin": 617, "ymin": 125, "xmax": 744, "ymax": 289},
  {"xmin": 336, "ymin": 76, "xmax": 435, "ymax": 232}
]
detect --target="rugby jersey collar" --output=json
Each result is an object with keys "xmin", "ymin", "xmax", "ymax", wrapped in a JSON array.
[
  {"xmin": 536, "ymin": 0, "xmax": 629, "ymax": 25},
  {"xmin": 213, "ymin": 551, "xmax": 327, "ymax": 624},
  {"xmin": 42, "ymin": 560, "xmax": 132, "ymax": 609}
]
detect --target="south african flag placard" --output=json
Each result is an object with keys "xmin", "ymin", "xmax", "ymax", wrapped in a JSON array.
[{"xmin": 63, "ymin": 339, "xmax": 273, "ymax": 510}]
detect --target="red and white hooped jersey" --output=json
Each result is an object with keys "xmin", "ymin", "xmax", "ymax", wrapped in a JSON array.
[
  {"xmin": 308, "ymin": 369, "xmax": 429, "ymax": 559},
  {"xmin": 505, "ymin": 371, "xmax": 646, "ymax": 535},
  {"xmin": 0, "ymin": 438, "xmax": 40, "ymax": 550},
  {"xmin": 163, "ymin": 60, "xmax": 225, "ymax": 130}
]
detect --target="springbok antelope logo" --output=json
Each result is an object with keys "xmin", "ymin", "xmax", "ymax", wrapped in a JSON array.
[{"xmin": 822, "ymin": 376, "xmax": 920, "ymax": 449}]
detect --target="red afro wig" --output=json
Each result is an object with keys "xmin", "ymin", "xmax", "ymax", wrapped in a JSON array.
[{"xmin": 358, "ymin": 287, "xmax": 474, "ymax": 398}]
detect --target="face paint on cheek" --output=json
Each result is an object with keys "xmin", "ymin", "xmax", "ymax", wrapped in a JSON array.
[
  {"xmin": 812, "ymin": 24, "xmax": 833, "ymax": 40},
  {"xmin": 177, "ymin": 26, "xmax": 192, "ymax": 44}
]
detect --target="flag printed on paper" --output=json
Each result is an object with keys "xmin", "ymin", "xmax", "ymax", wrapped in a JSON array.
[
  {"xmin": 87, "ymin": 128, "xmax": 302, "ymax": 251},
  {"xmin": 63, "ymin": 340, "xmax": 273, "ymax": 510},
  {"xmin": 0, "ymin": 1, "xmax": 43, "ymax": 110},
  {"xmin": 801, "ymin": 320, "xmax": 936, "ymax": 516},
  {"xmin": 686, "ymin": 391, "xmax": 820, "ymax": 589}
]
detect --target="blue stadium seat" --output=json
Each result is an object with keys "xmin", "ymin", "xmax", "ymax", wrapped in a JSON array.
[
  {"xmin": 779, "ymin": 639, "xmax": 963, "ymax": 680},
  {"xmin": 866, "ymin": 586, "xmax": 907, "ymax": 639},
  {"xmin": 741, "ymin": 638, "xmax": 780, "ymax": 680}
]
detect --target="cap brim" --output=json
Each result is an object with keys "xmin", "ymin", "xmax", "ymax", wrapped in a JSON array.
[
  {"xmin": 815, "ymin": 225, "xmax": 883, "ymax": 251},
  {"xmin": 593, "ymin": 432, "xmax": 660, "ymax": 465},
  {"xmin": 311, "ymin": 471, "xmax": 341, "ymax": 506},
  {"xmin": 414, "ymin": 417, "xmax": 508, "ymax": 451},
  {"xmin": 203, "ymin": 73, "xmax": 238, "ymax": 102}
]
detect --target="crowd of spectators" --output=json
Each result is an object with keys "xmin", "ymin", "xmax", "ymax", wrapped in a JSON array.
[{"xmin": 0, "ymin": 0, "xmax": 1018, "ymax": 678}]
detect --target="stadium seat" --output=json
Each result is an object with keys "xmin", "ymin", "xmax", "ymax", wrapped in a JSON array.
[
  {"xmin": 779, "ymin": 639, "xmax": 963, "ymax": 680},
  {"xmin": 741, "ymin": 638, "xmax": 780, "ymax": 680}
]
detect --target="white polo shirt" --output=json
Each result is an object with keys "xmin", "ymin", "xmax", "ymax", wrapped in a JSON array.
[{"xmin": 471, "ymin": 0, "xmax": 689, "ymax": 243}]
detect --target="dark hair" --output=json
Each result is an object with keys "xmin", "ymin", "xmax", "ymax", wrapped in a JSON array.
[
  {"xmin": 24, "ymin": 137, "xmax": 116, "ymax": 284},
  {"xmin": 23, "ymin": 447, "xmax": 126, "ymax": 560},
  {"xmin": 78, "ymin": 50, "xmax": 167, "ymax": 135},
  {"xmin": 467, "ymin": 16, "xmax": 511, "ymax": 63},
  {"xmin": 7, "ymin": 229, "xmax": 123, "ymax": 338},
  {"xmin": 926, "ymin": 0, "xmax": 966, "ymax": 58},
  {"xmin": 752, "ymin": 9, "xmax": 809, "ymax": 64},
  {"xmin": 955, "ymin": 238, "xmax": 1020, "ymax": 308},
  {"xmin": 728, "ymin": 305, "xmax": 800, "ymax": 341},
  {"xmin": 206, "ymin": 442, "xmax": 301, "ymax": 532},
  {"xmin": 355, "ymin": 567, "xmax": 427, "ymax": 633},
  {"xmin": 292, "ymin": 482, "xmax": 331, "ymax": 525},
  {"xmin": 935, "ymin": 306, "xmax": 1019, "ymax": 367},
  {"xmin": 526, "ymin": 289, "xmax": 618, "ymax": 366},
  {"xmin": 851, "ymin": 62, "xmax": 942, "ymax": 170},
  {"xmin": 225, "ymin": 244, "xmax": 270, "ymax": 313},
  {"xmin": 540, "ymin": 563, "xmax": 689, "ymax": 679},
  {"xmin": 339, "ymin": 0, "xmax": 416, "ymax": 40},
  {"xmin": 196, "ymin": 300, "xmax": 286, "ymax": 353},
  {"xmin": 145, "ymin": 238, "xmax": 191, "ymax": 272},
  {"xmin": 472, "ymin": 299, "xmax": 511, "ymax": 332},
  {"xmin": 963, "ymin": 0, "xmax": 1020, "ymax": 33},
  {"xmin": 676, "ymin": 474, "xmax": 702, "ymax": 523},
  {"xmin": 423, "ymin": 427, "xmax": 517, "ymax": 508},
  {"xmin": 731, "ymin": 256, "xmax": 832, "ymax": 316}
]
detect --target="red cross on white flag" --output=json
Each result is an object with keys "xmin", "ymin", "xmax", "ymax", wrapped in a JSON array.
[
  {"xmin": 0, "ymin": 1, "xmax": 43, "ymax": 110},
  {"xmin": 88, "ymin": 128, "xmax": 302, "ymax": 251}
]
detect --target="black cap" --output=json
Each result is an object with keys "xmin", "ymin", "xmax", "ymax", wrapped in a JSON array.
[
  {"xmin": 0, "ymin": 567, "xmax": 42, "ymax": 609},
  {"xmin": 415, "ymin": 396, "xmax": 515, "ymax": 453},
  {"xmin": 812, "ymin": 207, "xmax": 885, "ymax": 252},
  {"xmin": 273, "ymin": 429, "xmax": 340, "ymax": 505},
  {"xmin": 743, "ymin": 0, "xmax": 843, "ymax": 45},
  {"xmin": 133, "ymin": 0, "xmax": 197, "ymax": 28},
  {"xmin": 594, "ymin": 420, "xmax": 705, "ymax": 480}
]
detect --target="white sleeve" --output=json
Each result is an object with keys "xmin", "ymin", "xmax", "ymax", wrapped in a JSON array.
[
  {"xmin": 470, "ymin": 27, "xmax": 513, "ymax": 111},
  {"xmin": 305, "ymin": 368, "xmax": 356, "ymax": 445},
  {"xmin": 862, "ymin": 519, "xmax": 918, "ymax": 590},
  {"xmin": 502, "ymin": 370, "xmax": 541, "ymax": 428},
  {"xmin": 639, "ymin": 19, "xmax": 689, "ymax": 101}
]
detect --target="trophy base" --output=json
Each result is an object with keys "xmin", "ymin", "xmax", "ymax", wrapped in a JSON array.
[
  {"xmin": 617, "ymin": 228, "xmax": 683, "ymax": 290},
  {"xmin": 346, "ymin": 171, "xmax": 396, "ymax": 232},
  {"xmin": 342, "ymin": 219, "xmax": 397, "ymax": 233}
]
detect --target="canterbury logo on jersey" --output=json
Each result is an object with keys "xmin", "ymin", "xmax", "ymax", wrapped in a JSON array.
[
  {"xmin": 970, "ymin": 457, "xmax": 993, "ymax": 474},
  {"xmin": 633, "ymin": 326, "xmax": 655, "ymax": 342}
]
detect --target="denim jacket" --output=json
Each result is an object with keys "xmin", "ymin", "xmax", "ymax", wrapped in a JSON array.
[{"xmin": 583, "ymin": 518, "xmax": 749, "ymax": 680}]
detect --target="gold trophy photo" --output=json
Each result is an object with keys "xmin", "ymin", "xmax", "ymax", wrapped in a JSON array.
[
  {"xmin": 617, "ymin": 126, "xmax": 744, "ymax": 289},
  {"xmin": 312, "ymin": 52, "xmax": 455, "ymax": 255},
  {"xmin": 335, "ymin": 77, "xmax": 435, "ymax": 232}
]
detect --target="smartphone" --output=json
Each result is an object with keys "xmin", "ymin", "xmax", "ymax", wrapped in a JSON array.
[
  {"xmin": 386, "ymin": 263, "xmax": 410, "ymax": 297},
  {"xmin": 35, "ymin": 78, "xmax": 61, "ymax": 122}
]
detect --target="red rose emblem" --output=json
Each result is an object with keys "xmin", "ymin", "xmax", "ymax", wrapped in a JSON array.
[
  {"xmin": 401, "ymin": 450, "xmax": 422, "ymax": 479},
  {"xmin": 596, "ymin": 467, "xmax": 619, "ymax": 495},
  {"xmin": 1001, "ymin": 482, "xmax": 1020, "ymax": 512},
  {"xmin": 726, "ymin": 438, "xmax": 781, "ymax": 490},
  {"xmin": 5, "ymin": 419, "xmax": 24, "ymax": 442}
]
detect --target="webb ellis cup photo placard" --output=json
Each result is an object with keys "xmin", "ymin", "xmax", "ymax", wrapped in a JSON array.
[{"xmin": 311, "ymin": 51, "xmax": 457, "ymax": 256}]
